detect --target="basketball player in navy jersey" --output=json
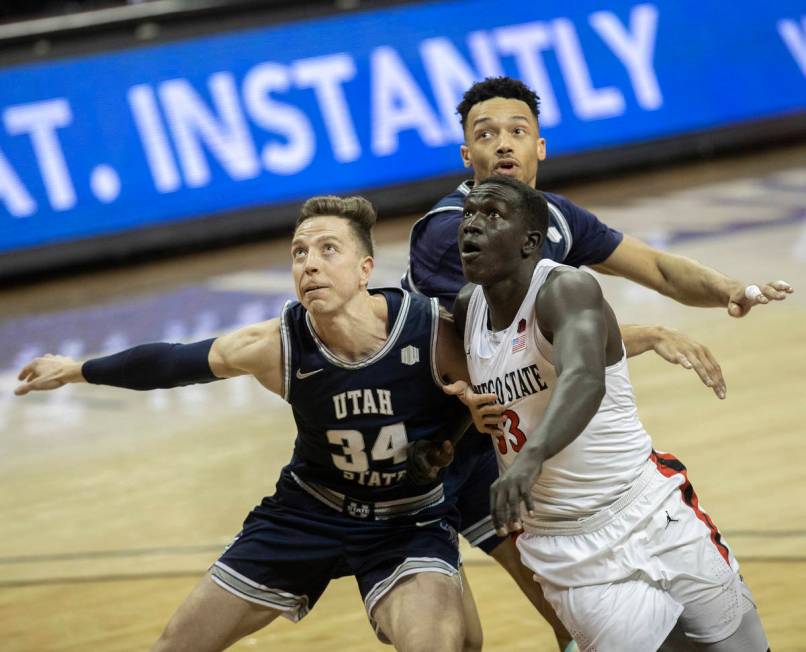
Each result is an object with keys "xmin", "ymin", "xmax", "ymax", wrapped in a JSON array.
[
  {"xmin": 15, "ymin": 195, "xmax": 495, "ymax": 652},
  {"xmin": 455, "ymin": 175, "xmax": 769, "ymax": 651},
  {"xmin": 404, "ymin": 76, "xmax": 792, "ymax": 651}
]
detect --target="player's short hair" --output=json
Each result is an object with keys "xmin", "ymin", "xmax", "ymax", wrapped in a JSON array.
[
  {"xmin": 297, "ymin": 195, "xmax": 376, "ymax": 257},
  {"xmin": 457, "ymin": 76, "xmax": 541, "ymax": 132},
  {"xmin": 474, "ymin": 175, "xmax": 548, "ymax": 235}
]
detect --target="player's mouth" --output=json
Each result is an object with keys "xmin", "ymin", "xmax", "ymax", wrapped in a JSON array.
[
  {"xmin": 303, "ymin": 284, "xmax": 328, "ymax": 296},
  {"xmin": 493, "ymin": 159, "xmax": 519, "ymax": 176},
  {"xmin": 460, "ymin": 240, "xmax": 483, "ymax": 261}
]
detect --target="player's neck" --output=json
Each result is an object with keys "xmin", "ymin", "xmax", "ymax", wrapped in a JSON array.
[
  {"xmin": 483, "ymin": 261, "xmax": 537, "ymax": 331},
  {"xmin": 308, "ymin": 291, "xmax": 388, "ymax": 362}
]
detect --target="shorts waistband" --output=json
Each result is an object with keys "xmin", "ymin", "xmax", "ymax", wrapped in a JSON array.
[
  {"xmin": 290, "ymin": 471, "xmax": 445, "ymax": 520},
  {"xmin": 526, "ymin": 460, "xmax": 659, "ymax": 535}
]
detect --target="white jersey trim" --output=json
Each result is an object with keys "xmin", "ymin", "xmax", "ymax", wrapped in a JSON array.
[
  {"xmin": 279, "ymin": 300, "xmax": 293, "ymax": 402},
  {"xmin": 304, "ymin": 290, "xmax": 411, "ymax": 369},
  {"xmin": 546, "ymin": 201, "xmax": 573, "ymax": 261}
]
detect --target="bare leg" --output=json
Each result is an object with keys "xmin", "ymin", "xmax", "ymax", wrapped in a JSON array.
[
  {"xmin": 459, "ymin": 566, "xmax": 484, "ymax": 652},
  {"xmin": 151, "ymin": 573, "xmax": 282, "ymax": 652},
  {"xmin": 373, "ymin": 571, "xmax": 465, "ymax": 652},
  {"xmin": 489, "ymin": 538, "xmax": 573, "ymax": 651},
  {"xmin": 694, "ymin": 607, "xmax": 769, "ymax": 652}
]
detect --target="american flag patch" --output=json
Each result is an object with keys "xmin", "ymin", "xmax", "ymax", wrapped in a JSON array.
[{"xmin": 512, "ymin": 332, "xmax": 527, "ymax": 353}]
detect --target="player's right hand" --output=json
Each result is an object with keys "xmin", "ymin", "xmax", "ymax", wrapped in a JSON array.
[
  {"xmin": 14, "ymin": 354, "xmax": 83, "ymax": 396},
  {"xmin": 490, "ymin": 453, "xmax": 542, "ymax": 535}
]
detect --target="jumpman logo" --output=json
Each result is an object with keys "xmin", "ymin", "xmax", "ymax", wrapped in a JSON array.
[{"xmin": 664, "ymin": 510, "xmax": 679, "ymax": 529}]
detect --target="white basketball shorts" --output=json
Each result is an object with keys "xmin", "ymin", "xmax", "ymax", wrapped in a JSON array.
[{"xmin": 517, "ymin": 452, "xmax": 750, "ymax": 652}]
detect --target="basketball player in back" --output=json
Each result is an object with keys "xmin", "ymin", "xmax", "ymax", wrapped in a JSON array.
[{"xmin": 454, "ymin": 175, "xmax": 769, "ymax": 651}]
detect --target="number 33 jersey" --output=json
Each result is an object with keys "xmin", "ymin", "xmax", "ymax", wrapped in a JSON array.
[
  {"xmin": 464, "ymin": 259, "xmax": 652, "ymax": 525},
  {"xmin": 280, "ymin": 288, "xmax": 467, "ymax": 516}
]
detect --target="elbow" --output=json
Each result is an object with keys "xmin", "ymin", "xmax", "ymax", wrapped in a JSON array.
[{"xmin": 567, "ymin": 368, "xmax": 606, "ymax": 408}]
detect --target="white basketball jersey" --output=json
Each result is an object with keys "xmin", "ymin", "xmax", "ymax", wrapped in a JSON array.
[{"xmin": 464, "ymin": 259, "xmax": 652, "ymax": 526}]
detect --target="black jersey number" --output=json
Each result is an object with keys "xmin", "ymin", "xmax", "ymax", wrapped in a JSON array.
[{"xmin": 326, "ymin": 423, "xmax": 408, "ymax": 473}]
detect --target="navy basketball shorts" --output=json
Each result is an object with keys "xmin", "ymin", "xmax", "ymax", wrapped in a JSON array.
[
  {"xmin": 442, "ymin": 432, "xmax": 507, "ymax": 555},
  {"xmin": 210, "ymin": 471, "xmax": 460, "ymax": 638}
]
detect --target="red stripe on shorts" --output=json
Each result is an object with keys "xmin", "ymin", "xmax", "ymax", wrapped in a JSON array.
[{"xmin": 649, "ymin": 450, "xmax": 731, "ymax": 565}]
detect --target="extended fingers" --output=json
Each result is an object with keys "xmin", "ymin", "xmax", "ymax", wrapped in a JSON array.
[
  {"xmin": 761, "ymin": 280, "xmax": 793, "ymax": 301},
  {"xmin": 680, "ymin": 344, "xmax": 725, "ymax": 398},
  {"xmin": 491, "ymin": 480, "xmax": 525, "ymax": 535},
  {"xmin": 17, "ymin": 360, "xmax": 37, "ymax": 382}
]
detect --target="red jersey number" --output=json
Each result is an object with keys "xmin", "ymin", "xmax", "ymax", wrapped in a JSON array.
[{"xmin": 495, "ymin": 409, "xmax": 527, "ymax": 454}]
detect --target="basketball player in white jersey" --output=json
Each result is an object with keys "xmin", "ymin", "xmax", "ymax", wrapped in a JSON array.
[{"xmin": 452, "ymin": 175, "xmax": 769, "ymax": 651}]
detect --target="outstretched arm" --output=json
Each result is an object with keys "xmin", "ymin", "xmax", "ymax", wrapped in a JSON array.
[
  {"xmin": 15, "ymin": 319, "xmax": 284, "ymax": 397},
  {"xmin": 592, "ymin": 234, "xmax": 793, "ymax": 317},
  {"xmin": 490, "ymin": 268, "xmax": 612, "ymax": 535},
  {"xmin": 621, "ymin": 324, "xmax": 726, "ymax": 399}
]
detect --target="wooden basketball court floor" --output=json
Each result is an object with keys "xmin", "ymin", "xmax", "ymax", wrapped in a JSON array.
[{"xmin": 1, "ymin": 144, "xmax": 804, "ymax": 651}]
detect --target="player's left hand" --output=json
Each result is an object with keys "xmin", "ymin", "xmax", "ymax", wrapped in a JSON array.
[
  {"xmin": 443, "ymin": 380, "xmax": 504, "ymax": 435},
  {"xmin": 728, "ymin": 280, "xmax": 793, "ymax": 318},
  {"xmin": 490, "ymin": 453, "xmax": 543, "ymax": 535},
  {"xmin": 651, "ymin": 327, "xmax": 726, "ymax": 399},
  {"xmin": 407, "ymin": 439, "xmax": 454, "ymax": 485}
]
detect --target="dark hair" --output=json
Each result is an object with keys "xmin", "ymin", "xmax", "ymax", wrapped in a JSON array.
[
  {"xmin": 474, "ymin": 175, "xmax": 548, "ymax": 234},
  {"xmin": 296, "ymin": 195, "xmax": 376, "ymax": 257},
  {"xmin": 457, "ymin": 76, "xmax": 541, "ymax": 131}
]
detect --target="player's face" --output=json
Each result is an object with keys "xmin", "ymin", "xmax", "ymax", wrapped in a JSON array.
[
  {"xmin": 460, "ymin": 98, "xmax": 546, "ymax": 188},
  {"xmin": 459, "ymin": 185, "xmax": 530, "ymax": 285},
  {"xmin": 291, "ymin": 216, "xmax": 373, "ymax": 315}
]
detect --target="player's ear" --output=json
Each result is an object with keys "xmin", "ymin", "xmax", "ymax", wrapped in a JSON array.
[
  {"xmin": 523, "ymin": 230, "xmax": 544, "ymax": 257},
  {"xmin": 536, "ymin": 136, "xmax": 546, "ymax": 162},
  {"xmin": 359, "ymin": 255, "xmax": 374, "ymax": 289},
  {"xmin": 460, "ymin": 144, "xmax": 472, "ymax": 168}
]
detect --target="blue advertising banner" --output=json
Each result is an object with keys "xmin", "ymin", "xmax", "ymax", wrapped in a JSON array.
[{"xmin": 1, "ymin": 0, "xmax": 805, "ymax": 254}]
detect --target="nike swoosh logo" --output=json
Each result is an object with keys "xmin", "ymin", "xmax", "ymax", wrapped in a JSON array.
[
  {"xmin": 296, "ymin": 368, "xmax": 324, "ymax": 380},
  {"xmin": 415, "ymin": 518, "xmax": 442, "ymax": 527}
]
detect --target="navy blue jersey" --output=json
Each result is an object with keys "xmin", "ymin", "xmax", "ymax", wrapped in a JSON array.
[
  {"xmin": 280, "ymin": 288, "xmax": 467, "ymax": 518},
  {"xmin": 403, "ymin": 179, "xmax": 624, "ymax": 310}
]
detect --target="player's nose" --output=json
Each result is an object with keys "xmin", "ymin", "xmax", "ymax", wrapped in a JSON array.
[{"xmin": 496, "ymin": 135, "xmax": 514, "ymax": 154}]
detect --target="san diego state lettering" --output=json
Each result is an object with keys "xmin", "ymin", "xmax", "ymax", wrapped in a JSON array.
[{"xmin": 472, "ymin": 363, "xmax": 549, "ymax": 404}]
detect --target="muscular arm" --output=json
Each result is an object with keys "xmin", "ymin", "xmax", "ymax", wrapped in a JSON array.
[
  {"xmin": 592, "ymin": 234, "xmax": 792, "ymax": 316},
  {"xmin": 15, "ymin": 319, "xmax": 284, "ymax": 397},
  {"xmin": 526, "ymin": 269, "xmax": 613, "ymax": 460},
  {"xmin": 490, "ymin": 269, "xmax": 615, "ymax": 533},
  {"xmin": 208, "ymin": 319, "xmax": 284, "ymax": 394}
]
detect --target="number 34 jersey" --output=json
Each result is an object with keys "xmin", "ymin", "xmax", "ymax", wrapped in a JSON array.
[
  {"xmin": 464, "ymin": 259, "xmax": 652, "ymax": 526},
  {"xmin": 280, "ymin": 288, "xmax": 467, "ymax": 515}
]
